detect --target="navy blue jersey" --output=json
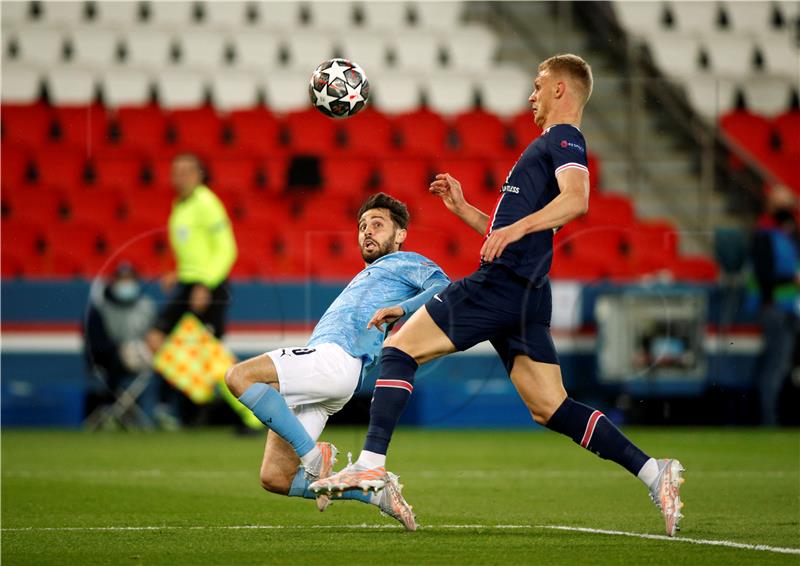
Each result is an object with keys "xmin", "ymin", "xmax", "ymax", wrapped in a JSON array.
[{"xmin": 487, "ymin": 123, "xmax": 589, "ymax": 281}]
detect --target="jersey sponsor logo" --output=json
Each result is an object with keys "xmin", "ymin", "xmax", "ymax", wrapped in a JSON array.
[
  {"xmin": 560, "ymin": 140, "xmax": 585, "ymax": 153},
  {"xmin": 502, "ymin": 184, "xmax": 520, "ymax": 194}
]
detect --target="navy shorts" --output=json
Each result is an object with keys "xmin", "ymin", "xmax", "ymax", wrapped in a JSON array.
[{"xmin": 425, "ymin": 262, "xmax": 558, "ymax": 372}]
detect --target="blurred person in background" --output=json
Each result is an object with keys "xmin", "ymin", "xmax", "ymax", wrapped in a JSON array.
[
  {"xmin": 752, "ymin": 187, "xmax": 799, "ymax": 426},
  {"xmin": 145, "ymin": 153, "xmax": 237, "ymax": 352},
  {"xmin": 84, "ymin": 262, "xmax": 158, "ymax": 427}
]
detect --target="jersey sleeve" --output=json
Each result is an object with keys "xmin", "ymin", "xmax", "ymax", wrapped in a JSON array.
[
  {"xmin": 201, "ymin": 191, "xmax": 238, "ymax": 288},
  {"xmin": 396, "ymin": 256, "xmax": 451, "ymax": 316},
  {"xmin": 549, "ymin": 126, "xmax": 589, "ymax": 179}
]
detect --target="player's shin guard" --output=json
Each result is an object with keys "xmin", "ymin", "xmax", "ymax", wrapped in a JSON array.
[
  {"xmin": 546, "ymin": 397, "xmax": 650, "ymax": 476},
  {"xmin": 238, "ymin": 383, "xmax": 316, "ymax": 458},
  {"xmin": 363, "ymin": 347, "xmax": 418, "ymax": 456}
]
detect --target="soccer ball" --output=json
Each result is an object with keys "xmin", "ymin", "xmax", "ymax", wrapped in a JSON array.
[{"xmin": 309, "ymin": 58, "xmax": 370, "ymax": 119}]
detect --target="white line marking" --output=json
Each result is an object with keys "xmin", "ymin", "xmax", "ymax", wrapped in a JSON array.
[
  {"xmin": 2, "ymin": 524, "xmax": 798, "ymax": 555},
  {"xmin": 540, "ymin": 525, "xmax": 800, "ymax": 556}
]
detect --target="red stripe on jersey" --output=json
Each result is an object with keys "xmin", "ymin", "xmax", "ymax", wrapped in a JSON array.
[
  {"xmin": 376, "ymin": 379, "xmax": 414, "ymax": 393},
  {"xmin": 580, "ymin": 410, "xmax": 604, "ymax": 448}
]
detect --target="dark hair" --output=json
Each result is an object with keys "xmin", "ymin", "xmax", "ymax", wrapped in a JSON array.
[{"xmin": 357, "ymin": 192, "xmax": 410, "ymax": 230}]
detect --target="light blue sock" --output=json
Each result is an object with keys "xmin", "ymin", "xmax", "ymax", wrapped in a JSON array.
[
  {"xmin": 288, "ymin": 469, "xmax": 377, "ymax": 505},
  {"xmin": 238, "ymin": 383, "xmax": 316, "ymax": 458}
]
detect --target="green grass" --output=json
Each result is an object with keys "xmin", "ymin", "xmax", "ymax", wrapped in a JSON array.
[{"xmin": 2, "ymin": 427, "xmax": 799, "ymax": 565}]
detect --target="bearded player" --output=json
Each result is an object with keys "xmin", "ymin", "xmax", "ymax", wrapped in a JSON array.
[
  {"xmin": 313, "ymin": 54, "xmax": 685, "ymax": 537},
  {"xmin": 225, "ymin": 193, "xmax": 449, "ymax": 531}
]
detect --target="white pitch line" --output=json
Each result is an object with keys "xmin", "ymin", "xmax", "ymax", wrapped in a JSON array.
[
  {"xmin": 2, "ymin": 524, "xmax": 798, "ymax": 555},
  {"xmin": 540, "ymin": 525, "xmax": 800, "ymax": 556}
]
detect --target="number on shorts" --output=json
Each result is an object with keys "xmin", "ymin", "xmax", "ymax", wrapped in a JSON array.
[{"xmin": 291, "ymin": 348, "xmax": 316, "ymax": 356}]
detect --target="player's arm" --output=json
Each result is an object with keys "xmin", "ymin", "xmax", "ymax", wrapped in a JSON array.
[
  {"xmin": 367, "ymin": 271, "xmax": 450, "ymax": 331},
  {"xmin": 429, "ymin": 173, "xmax": 490, "ymax": 235},
  {"xmin": 481, "ymin": 167, "xmax": 589, "ymax": 262}
]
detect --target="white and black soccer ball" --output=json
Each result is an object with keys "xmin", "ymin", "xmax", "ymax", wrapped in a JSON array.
[{"xmin": 309, "ymin": 58, "xmax": 370, "ymax": 119}]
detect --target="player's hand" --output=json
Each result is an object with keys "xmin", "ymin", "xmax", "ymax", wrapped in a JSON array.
[
  {"xmin": 480, "ymin": 222, "xmax": 527, "ymax": 262},
  {"xmin": 367, "ymin": 305, "xmax": 405, "ymax": 332},
  {"xmin": 189, "ymin": 284, "xmax": 212, "ymax": 314},
  {"xmin": 429, "ymin": 173, "xmax": 467, "ymax": 214}
]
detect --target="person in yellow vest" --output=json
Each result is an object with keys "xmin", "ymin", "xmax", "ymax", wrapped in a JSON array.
[{"xmin": 146, "ymin": 153, "xmax": 237, "ymax": 353}]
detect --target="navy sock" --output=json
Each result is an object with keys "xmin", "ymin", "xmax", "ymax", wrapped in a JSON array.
[
  {"xmin": 546, "ymin": 398, "xmax": 650, "ymax": 476},
  {"xmin": 363, "ymin": 347, "xmax": 418, "ymax": 455}
]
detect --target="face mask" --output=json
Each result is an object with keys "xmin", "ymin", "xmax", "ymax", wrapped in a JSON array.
[{"xmin": 111, "ymin": 281, "xmax": 140, "ymax": 302}]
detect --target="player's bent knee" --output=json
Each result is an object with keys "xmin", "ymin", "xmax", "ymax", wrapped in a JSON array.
[
  {"xmin": 224, "ymin": 364, "xmax": 248, "ymax": 397},
  {"xmin": 259, "ymin": 467, "xmax": 291, "ymax": 495}
]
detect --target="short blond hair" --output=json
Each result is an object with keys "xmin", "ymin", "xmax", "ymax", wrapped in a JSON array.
[{"xmin": 539, "ymin": 53, "xmax": 593, "ymax": 105}]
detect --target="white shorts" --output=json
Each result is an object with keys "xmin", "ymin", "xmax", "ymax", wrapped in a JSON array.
[{"xmin": 266, "ymin": 343, "xmax": 362, "ymax": 440}]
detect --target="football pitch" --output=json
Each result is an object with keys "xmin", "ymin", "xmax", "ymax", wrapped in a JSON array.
[{"xmin": 2, "ymin": 427, "xmax": 798, "ymax": 565}]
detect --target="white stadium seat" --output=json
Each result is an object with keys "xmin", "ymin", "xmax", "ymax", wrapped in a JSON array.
[
  {"xmin": 202, "ymin": 1, "xmax": 251, "ymax": 29},
  {"xmin": 336, "ymin": 31, "xmax": 389, "ymax": 73},
  {"xmin": 282, "ymin": 31, "xmax": 336, "ymax": 70},
  {"xmin": 704, "ymin": 35, "xmax": 756, "ymax": 78},
  {"xmin": 261, "ymin": 69, "xmax": 311, "ymax": 112},
  {"xmin": 101, "ymin": 68, "xmax": 152, "ymax": 107},
  {"xmin": 759, "ymin": 33, "xmax": 800, "ymax": 77},
  {"xmin": 122, "ymin": 28, "xmax": 174, "ymax": 69},
  {"xmin": 12, "ymin": 26, "xmax": 66, "ymax": 66},
  {"xmin": 68, "ymin": 27, "xmax": 121, "ymax": 68},
  {"xmin": 612, "ymin": 2, "xmax": 666, "ymax": 36},
  {"xmin": 425, "ymin": 74, "xmax": 475, "ymax": 116},
  {"xmin": 391, "ymin": 31, "xmax": 442, "ymax": 71},
  {"xmin": 647, "ymin": 34, "xmax": 703, "ymax": 79},
  {"xmin": 445, "ymin": 24, "xmax": 498, "ymax": 71},
  {"xmin": 682, "ymin": 75, "xmax": 737, "ymax": 121},
  {"xmin": 414, "ymin": 1, "xmax": 463, "ymax": 30},
  {"xmin": 1, "ymin": 1, "xmax": 32, "ymax": 29},
  {"xmin": 230, "ymin": 31, "xmax": 282, "ymax": 71},
  {"xmin": 176, "ymin": 29, "xmax": 228, "ymax": 70},
  {"xmin": 725, "ymin": 1, "xmax": 777, "ymax": 33},
  {"xmin": 156, "ymin": 70, "xmax": 207, "ymax": 109},
  {"xmin": 360, "ymin": 2, "xmax": 410, "ymax": 31},
  {"xmin": 306, "ymin": 1, "xmax": 356, "ymax": 29},
  {"xmin": 777, "ymin": 1, "xmax": 799, "ymax": 23},
  {"xmin": 147, "ymin": 1, "xmax": 196, "ymax": 29},
  {"xmin": 669, "ymin": 1, "xmax": 720, "ymax": 34},
  {"xmin": 256, "ymin": 2, "xmax": 301, "ymax": 29},
  {"xmin": 741, "ymin": 76, "xmax": 794, "ymax": 116},
  {"xmin": 1, "ymin": 64, "xmax": 41, "ymax": 103},
  {"xmin": 40, "ymin": 1, "xmax": 87, "ymax": 27},
  {"xmin": 47, "ymin": 67, "xmax": 97, "ymax": 105},
  {"xmin": 368, "ymin": 71, "xmax": 422, "ymax": 114},
  {"xmin": 478, "ymin": 65, "xmax": 532, "ymax": 117},
  {"xmin": 93, "ymin": 1, "xmax": 141, "ymax": 28},
  {"xmin": 210, "ymin": 70, "xmax": 260, "ymax": 111}
]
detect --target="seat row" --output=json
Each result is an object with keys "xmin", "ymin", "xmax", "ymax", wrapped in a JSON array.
[{"xmin": 2, "ymin": 1, "xmax": 467, "ymax": 33}]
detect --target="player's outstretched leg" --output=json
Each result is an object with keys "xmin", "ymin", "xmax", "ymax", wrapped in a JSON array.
[
  {"xmin": 648, "ymin": 459, "xmax": 685, "ymax": 536},
  {"xmin": 311, "ymin": 346, "xmax": 418, "ymax": 494}
]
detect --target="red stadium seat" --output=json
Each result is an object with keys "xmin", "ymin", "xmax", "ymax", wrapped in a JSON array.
[
  {"xmin": 63, "ymin": 189, "xmax": 127, "ymax": 224},
  {"xmin": 377, "ymin": 158, "xmax": 432, "ymax": 201},
  {"xmin": 486, "ymin": 157, "xmax": 520, "ymax": 189},
  {"xmin": 228, "ymin": 108, "xmax": 282, "ymax": 157},
  {"xmin": 774, "ymin": 110, "xmax": 800, "ymax": 157},
  {"xmin": 1, "ymin": 217, "xmax": 46, "ymax": 257},
  {"xmin": 90, "ymin": 147, "xmax": 146, "ymax": 192},
  {"xmin": 103, "ymin": 221, "xmax": 172, "ymax": 277},
  {"xmin": 284, "ymin": 108, "xmax": 339, "ymax": 154},
  {"xmin": 720, "ymin": 110, "xmax": 774, "ymax": 161},
  {"xmin": 669, "ymin": 256, "xmax": 719, "ymax": 282},
  {"xmin": 146, "ymin": 156, "xmax": 174, "ymax": 188},
  {"xmin": 321, "ymin": 156, "xmax": 374, "ymax": 197},
  {"xmin": 44, "ymin": 220, "xmax": 107, "ymax": 276},
  {"xmin": 1, "ymin": 103, "xmax": 53, "ymax": 148},
  {"xmin": 339, "ymin": 108, "xmax": 394, "ymax": 157},
  {"xmin": 114, "ymin": 106, "xmax": 169, "ymax": 156},
  {"xmin": 452, "ymin": 110, "xmax": 508, "ymax": 156},
  {"xmin": 307, "ymin": 231, "xmax": 366, "ymax": 280},
  {"xmin": 585, "ymin": 193, "xmax": 635, "ymax": 227},
  {"xmin": 168, "ymin": 106, "xmax": 224, "ymax": 154},
  {"xmin": 587, "ymin": 151, "xmax": 601, "ymax": 190},
  {"xmin": 32, "ymin": 144, "xmax": 90, "ymax": 189},
  {"xmin": 567, "ymin": 224, "xmax": 626, "ymax": 260},
  {"xmin": 3, "ymin": 187, "xmax": 65, "ymax": 223},
  {"xmin": 508, "ymin": 110, "xmax": 543, "ymax": 150},
  {"xmin": 125, "ymin": 190, "xmax": 173, "ymax": 226},
  {"xmin": 550, "ymin": 248, "xmax": 606, "ymax": 281},
  {"xmin": 392, "ymin": 109, "xmax": 448, "ymax": 157},
  {"xmin": 1, "ymin": 143, "xmax": 32, "ymax": 190},
  {"xmin": 628, "ymin": 220, "xmax": 679, "ymax": 260},
  {"xmin": 434, "ymin": 158, "xmax": 489, "ymax": 192},
  {"xmin": 207, "ymin": 154, "xmax": 262, "ymax": 194},
  {"xmin": 52, "ymin": 105, "xmax": 110, "ymax": 148},
  {"xmin": 764, "ymin": 153, "xmax": 800, "ymax": 192}
]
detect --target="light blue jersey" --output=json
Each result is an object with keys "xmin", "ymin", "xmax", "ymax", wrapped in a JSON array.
[{"xmin": 308, "ymin": 251, "xmax": 450, "ymax": 376}]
